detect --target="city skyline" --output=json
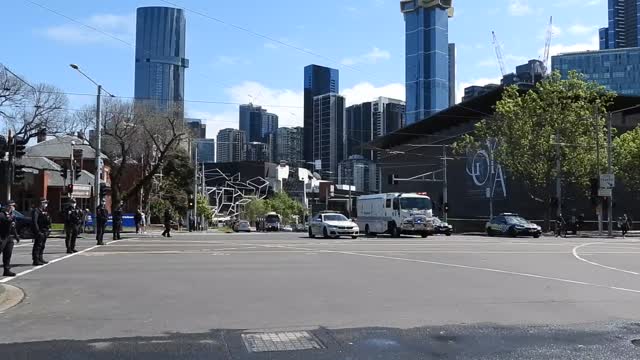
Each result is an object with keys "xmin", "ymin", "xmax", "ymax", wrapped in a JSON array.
[{"xmin": 3, "ymin": 1, "xmax": 608, "ymax": 139}]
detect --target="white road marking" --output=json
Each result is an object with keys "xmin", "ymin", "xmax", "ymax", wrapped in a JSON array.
[
  {"xmin": 572, "ymin": 242, "xmax": 640, "ymax": 275},
  {"xmin": 264, "ymin": 244, "xmax": 640, "ymax": 295},
  {"xmin": 0, "ymin": 238, "xmax": 131, "ymax": 283}
]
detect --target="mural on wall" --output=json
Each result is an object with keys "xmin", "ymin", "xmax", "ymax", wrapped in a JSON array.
[{"xmin": 464, "ymin": 140, "xmax": 507, "ymax": 200}]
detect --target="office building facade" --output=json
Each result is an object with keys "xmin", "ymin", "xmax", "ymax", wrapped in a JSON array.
[
  {"xmin": 239, "ymin": 104, "xmax": 279, "ymax": 143},
  {"xmin": 185, "ymin": 118, "xmax": 206, "ymax": 139},
  {"xmin": 345, "ymin": 102, "xmax": 373, "ymax": 160},
  {"xmin": 400, "ymin": 0, "xmax": 454, "ymax": 125},
  {"xmin": 195, "ymin": 139, "xmax": 215, "ymax": 163},
  {"xmin": 338, "ymin": 155, "xmax": 378, "ymax": 193},
  {"xmin": 216, "ymin": 128, "xmax": 245, "ymax": 162},
  {"xmin": 246, "ymin": 142, "xmax": 269, "ymax": 162},
  {"xmin": 304, "ymin": 64, "xmax": 339, "ymax": 162},
  {"xmin": 313, "ymin": 93, "xmax": 346, "ymax": 180},
  {"xmin": 134, "ymin": 7, "xmax": 189, "ymax": 115},
  {"xmin": 601, "ymin": 0, "xmax": 640, "ymax": 49},
  {"xmin": 448, "ymin": 43, "xmax": 456, "ymax": 106},
  {"xmin": 373, "ymin": 97, "xmax": 406, "ymax": 137},
  {"xmin": 552, "ymin": 47, "xmax": 640, "ymax": 96},
  {"xmin": 275, "ymin": 127, "xmax": 304, "ymax": 165}
]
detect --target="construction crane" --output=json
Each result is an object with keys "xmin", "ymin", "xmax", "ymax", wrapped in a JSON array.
[
  {"xmin": 541, "ymin": 16, "xmax": 553, "ymax": 74},
  {"xmin": 492, "ymin": 31, "xmax": 506, "ymax": 76}
]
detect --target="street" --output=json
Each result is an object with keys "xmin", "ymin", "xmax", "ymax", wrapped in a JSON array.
[{"xmin": 1, "ymin": 231, "xmax": 640, "ymax": 359}]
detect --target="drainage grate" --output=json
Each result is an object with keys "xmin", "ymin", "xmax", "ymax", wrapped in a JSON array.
[{"xmin": 242, "ymin": 331, "xmax": 324, "ymax": 353}]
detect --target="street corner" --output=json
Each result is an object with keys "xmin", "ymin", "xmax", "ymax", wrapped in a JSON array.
[{"xmin": 0, "ymin": 284, "xmax": 25, "ymax": 313}]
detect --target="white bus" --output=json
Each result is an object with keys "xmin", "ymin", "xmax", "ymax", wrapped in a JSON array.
[{"xmin": 356, "ymin": 193, "xmax": 434, "ymax": 237}]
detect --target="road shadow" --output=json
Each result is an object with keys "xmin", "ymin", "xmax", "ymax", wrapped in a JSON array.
[{"xmin": 1, "ymin": 322, "xmax": 640, "ymax": 359}]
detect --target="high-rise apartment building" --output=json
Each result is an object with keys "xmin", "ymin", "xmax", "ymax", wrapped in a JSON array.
[
  {"xmin": 216, "ymin": 128, "xmax": 245, "ymax": 163},
  {"xmin": 304, "ymin": 65, "xmax": 339, "ymax": 163},
  {"xmin": 345, "ymin": 102, "xmax": 373, "ymax": 160},
  {"xmin": 246, "ymin": 142, "xmax": 269, "ymax": 162},
  {"xmin": 400, "ymin": 0, "xmax": 454, "ymax": 125},
  {"xmin": 372, "ymin": 97, "xmax": 406, "ymax": 138},
  {"xmin": 448, "ymin": 43, "xmax": 456, "ymax": 106},
  {"xmin": 185, "ymin": 118, "xmax": 206, "ymax": 139},
  {"xmin": 313, "ymin": 93, "xmax": 345, "ymax": 180},
  {"xmin": 195, "ymin": 139, "xmax": 215, "ymax": 163},
  {"xmin": 239, "ymin": 104, "xmax": 279, "ymax": 143},
  {"xmin": 275, "ymin": 127, "xmax": 304, "ymax": 165},
  {"xmin": 601, "ymin": 0, "xmax": 640, "ymax": 49},
  {"xmin": 338, "ymin": 155, "xmax": 378, "ymax": 193},
  {"xmin": 134, "ymin": 7, "xmax": 189, "ymax": 115},
  {"xmin": 262, "ymin": 112, "xmax": 279, "ymax": 140}
]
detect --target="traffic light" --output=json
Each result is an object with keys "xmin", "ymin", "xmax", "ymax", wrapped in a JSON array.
[
  {"xmin": 59, "ymin": 164, "xmax": 68, "ymax": 179},
  {"xmin": 74, "ymin": 161, "xmax": 81, "ymax": 180},
  {"xmin": 0, "ymin": 135, "xmax": 6, "ymax": 159},
  {"xmin": 13, "ymin": 136, "xmax": 27, "ymax": 158},
  {"xmin": 444, "ymin": 202, "xmax": 450, "ymax": 213},
  {"xmin": 66, "ymin": 184, "xmax": 74, "ymax": 195},
  {"xmin": 188, "ymin": 194, "xmax": 195, "ymax": 208},
  {"xmin": 99, "ymin": 183, "xmax": 110, "ymax": 197},
  {"xmin": 13, "ymin": 164, "xmax": 25, "ymax": 182}
]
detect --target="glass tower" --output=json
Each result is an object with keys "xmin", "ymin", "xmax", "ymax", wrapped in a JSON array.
[
  {"xmin": 134, "ymin": 7, "xmax": 189, "ymax": 115},
  {"xmin": 601, "ymin": 0, "xmax": 640, "ymax": 49},
  {"xmin": 400, "ymin": 0, "xmax": 454, "ymax": 125},
  {"xmin": 304, "ymin": 64, "xmax": 339, "ymax": 163},
  {"xmin": 312, "ymin": 93, "xmax": 345, "ymax": 180}
]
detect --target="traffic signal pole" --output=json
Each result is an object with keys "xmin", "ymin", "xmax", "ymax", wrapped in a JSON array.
[{"xmin": 5, "ymin": 130, "xmax": 13, "ymax": 202}]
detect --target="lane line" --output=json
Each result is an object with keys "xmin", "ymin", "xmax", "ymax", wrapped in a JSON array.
[
  {"xmin": 572, "ymin": 243, "xmax": 640, "ymax": 275},
  {"xmin": 0, "ymin": 238, "xmax": 131, "ymax": 283},
  {"xmin": 263, "ymin": 244, "xmax": 640, "ymax": 295}
]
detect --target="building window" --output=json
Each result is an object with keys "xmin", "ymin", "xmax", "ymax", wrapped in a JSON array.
[{"xmin": 613, "ymin": 72, "xmax": 625, "ymax": 78}]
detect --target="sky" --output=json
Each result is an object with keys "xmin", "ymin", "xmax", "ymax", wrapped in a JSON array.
[{"xmin": 2, "ymin": 0, "xmax": 607, "ymax": 139}]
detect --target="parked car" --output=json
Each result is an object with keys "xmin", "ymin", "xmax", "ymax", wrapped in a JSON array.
[
  {"xmin": 236, "ymin": 220, "xmax": 251, "ymax": 232},
  {"xmin": 293, "ymin": 223, "xmax": 308, "ymax": 232},
  {"xmin": 486, "ymin": 213, "xmax": 541, "ymax": 238},
  {"xmin": 282, "ymin": 225, "xmax": 293, "ymax": 232},
  {"xmin": 432, "ymin": 217, "xmax": 453, "ymax": 236},
  {"xmin": 309, "ymin": 212, "xmax": 359, "ymax": 239},
  {"xmin": 13, "ymin": 210, "xmax": 34, "ymax": 239}
]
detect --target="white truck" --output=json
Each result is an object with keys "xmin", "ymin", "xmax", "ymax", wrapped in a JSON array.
[{"xmin": 355, "ymin": 193, "xmax": 434, "ymax": 238}]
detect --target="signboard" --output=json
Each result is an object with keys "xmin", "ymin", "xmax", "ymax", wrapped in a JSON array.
[
  {"xmin": 600, "ymin": 174, "xmax": 615, "ymax": 189},
  {"xmin": 598, "ymin": 188, "xmax": 612, "ymax": 197},
  {"xmin": 71, "ymin": 184, "xmax": 92, "ymax": 199}
]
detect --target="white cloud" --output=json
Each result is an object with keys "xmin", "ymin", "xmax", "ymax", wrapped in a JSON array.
[
  {"xmin": 568, "ymin": 24, "xmax": 597, "ymax": 36},
  {"xmin": 213, "ymin": 56, "xmax": 250, "ymax": 66},
  {"xmin": 456, "ymin": 77, "xmax": 502, "ymax": 104},
  {"xmin": 553, "ymin": 0, "xmax": 602, "ymax": 7},
  {"xmin": 341, "ymin": 82, "xmax": 405, "ymax": 106},
  {"xmin": 508, "ymin": 0, "xmax": 532, "ymax": 16},
  {"xmin": 544, "ymin": 35, "xmax": 599, "ymax": 57},
  {"xmin": 42, "ymin": 13, "xmax": 135, "ymax": 45},
  {"xmin": 341, "ymin": 47, "xmax": 391, "ymax": 66}
]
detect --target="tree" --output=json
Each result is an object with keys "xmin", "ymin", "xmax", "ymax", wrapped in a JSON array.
[
  {"xmin": 244, "ymin": 198, "xmax": 268, "ymax": 223},
  {"xmin": 455, "ymin": 71, "xmax": 615, "ymax": 225},
  {"xmin": 264, "ymin": 192, "xmax": 305, "ymax": 224},
  {"xmin": 614, "ymin": 125, "xmax": 640, "ymax": 193},
  {"xmin": 196, "ymin": 194, "xmax": 213, "ymax": 222}
]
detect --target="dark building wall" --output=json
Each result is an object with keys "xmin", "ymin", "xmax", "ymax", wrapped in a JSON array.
[
  {"xmin": 303, "ymin": 65, "xmax": 339, "ymax": 163},
  {"xmin": 346, "ymin": 102, "xmax": 373, "ymax": 159}
]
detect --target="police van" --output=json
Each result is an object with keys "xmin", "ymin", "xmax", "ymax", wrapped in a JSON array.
[{"xmin": 355, "ymin": 193, "xmax": 434, "ymax": 237}]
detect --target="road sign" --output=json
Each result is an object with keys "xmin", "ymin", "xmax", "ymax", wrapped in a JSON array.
[
  {"xmin": 599, "ymin": 174, "xmax": 615, "ymax": 189},
  {"xmin": 598, "ymin": 188, "xmax": 612, "ymax": 197},
  {"xmin": 70, "ymin": 184, "xmax": 92, "ymax": 198}
]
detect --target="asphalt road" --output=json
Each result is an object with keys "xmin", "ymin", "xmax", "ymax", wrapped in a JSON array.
[{"xmin": 2, "ymin": 231, "xmax": 640, "ymax": 359}]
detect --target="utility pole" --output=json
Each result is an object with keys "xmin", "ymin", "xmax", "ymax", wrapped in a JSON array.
[
  {"xmin": 442, "ymin": 145, "xmax": 448, "ymax": 223},
  {"xmin": 193, "ymin": 144, "xmax": 198, "ymax": 227},
  {"xmin": 489, "ymin": 141, "xmax": 494, "ymax": 220},
  {"xmin": 555, "ymin": 132, "xmax": 562, "ymax": 217},
  {"xmin": 6, "ymin": 130, "xmax": 13, "ymax": 202},
  {"xmin": 607, "ymin": 113, "xmax": 613, "ymax": 236},
  {"xmin": 95, "ymin": 85, "xmax": 102, "ymax": 218},
  {"xmin": 202, "ymin": 162, "xmax": 206, "ymax": 230},
  {"xmin": 595, "ymin": 107, "xmax": 602, "ymax": 235}
]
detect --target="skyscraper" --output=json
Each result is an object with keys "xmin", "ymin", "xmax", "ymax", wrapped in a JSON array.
[
  {"xmin": 246, "ymin": 142, "xmax": 269, "ymax": 161},
  {"xmin": 304, "ymin": 64, "xmax": 339, "ymax": 163},
  {"xmin": 185, "ymin": 118, "xmax": 206, "ymax": 139},
  {"xmin": 400, "ymin": 0, "xmax": 454, "ymax": 125},
  {"xmin": 338, "ymin": 155, "xmax": 378, "ymax": 193},
  {"xmin": 239, "ymin": 104, "xmax": 279, "ymax": 142},
  {"xmin": 262, "ymin": 112, "xmax": 279, "ymax": 139},
  {"xmin": 195, "ymin": 139, "xmax": 216, "ymax": 163},
  {"xmin": 275, "ymin": 127, "xmax": 304, "ymax": 165},
  {"xmin": 216, "ymin": 128, "xmax": 245, "ymax": 163},
  {"xmin": 372, "ymin": 97, "xmax": 406, "ymax": 138},
  {"xmin": 448, "ymin": 43, "xmax": 456, "ymax": 106},
  {"xmin": 134, "ymin": 7, "xmax": 189, "ymax": 115},
  {"xmin": 313, "ymin": 93, "xmax": 345, "ymax": 180},
  {"xmin": 345, "ymin": 102, "xmax": 373, "ymax": 160},
  {"xmin": 601, "ymin": 0, "xmax": 640, "ymax": 49}
]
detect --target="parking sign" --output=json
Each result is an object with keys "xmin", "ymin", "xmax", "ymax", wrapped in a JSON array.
[{"xmin": 599, "ymin": 174, "xmax": 615, "ymax": 189}]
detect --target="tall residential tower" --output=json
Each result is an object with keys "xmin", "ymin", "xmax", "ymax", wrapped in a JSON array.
[
  {"xmin": 134, "ymin": 7, "xmax": 189, "ymax": 115},
  {"xmin": 601, "ymin": 0, "xmax": 640, "ymax": 49},
  {"xmin": 304, "ymin": 65, "xmax": 339, "ymax": 163},
  {"xmin": 400, "ymin": 0, "xmax": 454, "ymax": 125}
]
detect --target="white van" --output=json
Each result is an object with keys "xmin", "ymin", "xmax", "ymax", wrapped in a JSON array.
[{"xmin": 356, "ymin": 193, "xmax": 434, "ymax": 237}]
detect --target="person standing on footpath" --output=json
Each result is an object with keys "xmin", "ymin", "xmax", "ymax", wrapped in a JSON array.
[
  {"xmin": 31, "ymin": 198, "xmax": 51, "ymax": 266},
  {"xmin": 134, "ymin": 209, "xmax": 143, "ymax": 234},
  {"xmin": 64, "ymin": 198, "xmax": 82, "ymax": 254},
  {"xmin": 162, "ymin": 209, "xmax": 173, "ymax": 237},
  {"xmin": 96, "ymin": 198, "xmax": 108, "ymax": 245},
  {"xmin": 0, "ymin": 200, "xmax": 20, "ymax": 277},
  {"xmin": 112, "ymin": 201, "xmax": 123, "ymax": 240}
]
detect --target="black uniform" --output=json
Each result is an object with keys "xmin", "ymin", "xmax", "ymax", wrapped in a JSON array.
[
  {"xmin": 112, "ymin": 205, "xmax": 123, "ymax": 240},
  {"xmin": 64, "ymin": 206, "xmax": 83, "ymax": 253},
  {"xmin": 96, "ymin": 204, "xmax": 108, "ymax": 245},
  {"xmin": 0, "ymin": 209, "xmax": 19, "ymax": 276},
  {"xmin": 162, "ymin": 210, "xmax": 172, "ymax": 237},
  {"xmin": 32, "ymin": 206, "xmax": 51, "ymax": 265},
  {"xmin": 134, "ymin": 211, "xmax": 142, "ymax": 234}
]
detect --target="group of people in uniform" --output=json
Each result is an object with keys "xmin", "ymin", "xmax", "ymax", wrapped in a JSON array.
[{"xmin": 0, "ymin": 197, "xmax": 126, "ymax": 277}]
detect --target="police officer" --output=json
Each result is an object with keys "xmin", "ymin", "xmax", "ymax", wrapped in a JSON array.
[
  {"xmin": 96, "ymin": 198, "xmax": 108, "ymax": 245},
  {"xmin": 0, "ymin": 200, "xmax": 19, "ymax": 277},
  {"xmin": 112, "ymin": 201, "xmax": 123, "ymax": 240},
  {"xmin": 64, "ymin": 198, "xmax": 82, "ymax": 254},
  {"xmin": 162, "ymin": 209, "xmax": 173, "ymax": 237},
  {"xmin": 31, "ymin": 197, "xmax": 51, "ymax": 266}
]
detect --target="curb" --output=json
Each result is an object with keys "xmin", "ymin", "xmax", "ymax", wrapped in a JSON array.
[{"xmin": 0, "ymin": 284, "xmax": 24, "ymax": 313}]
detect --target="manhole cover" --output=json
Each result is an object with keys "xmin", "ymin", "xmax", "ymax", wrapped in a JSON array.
[{"xmin": 242, "ymin": 331, "xmax": 324, "ymax": 353}]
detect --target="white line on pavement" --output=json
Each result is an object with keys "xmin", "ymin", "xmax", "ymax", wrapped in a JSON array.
[
  {"xmin": 0, "ymin": 238, "xmax": 131, "ymax": 283},
  {"xmin": 572, "ymin": 243, "xmax": 640, "ymax": 275},
  {"xmin": 263, "ymin": 244, "xmax": 640, "ymax": 295}
]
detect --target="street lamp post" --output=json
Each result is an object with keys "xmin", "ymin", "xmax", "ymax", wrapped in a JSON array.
[{"xmin": 69, "ymin": 64, "xmax": 114, "ymax": 239}]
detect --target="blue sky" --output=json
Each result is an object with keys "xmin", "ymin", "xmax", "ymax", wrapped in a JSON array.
[{"xmin": 3, "ymin": 0, "xmax": 606, "ymax": 138}]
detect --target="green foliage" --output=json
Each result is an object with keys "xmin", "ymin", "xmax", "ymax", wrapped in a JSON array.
[
  {"xmin": 264, "ymin": 192, "xmax": 306, "ymax": 224},
  {"xmin": 614, "ymin": 126, "xmax": 640, "ymax": 191},
  {"xmin": 149, "ymin": 197, "xmax": 171, "ymax": 223},
  {"xmin": 244, "ymin": 198, "xmax": 268, "ymax": 223},
  {"xmin": 455, "ymin": 71, "xmax": 615, "ymax": 201},
  {"xmin": 196, "ymin": 194, "xmax": 213, "ymax": 221}
]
